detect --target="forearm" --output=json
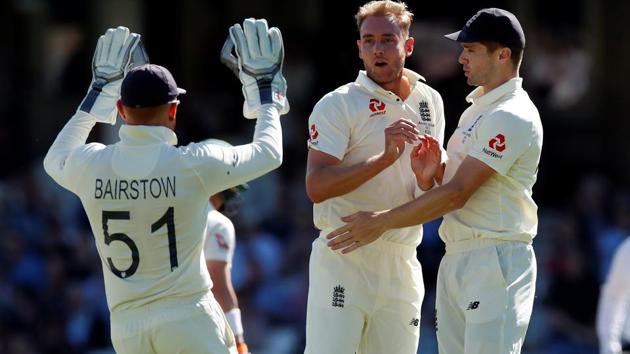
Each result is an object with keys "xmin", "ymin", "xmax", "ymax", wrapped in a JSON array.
[
  {"xmin": 207, "ymin": 262, "xmax": 239, "ymax": 311},
  {"xmin": 212, "ymin": 284, "xmax": 239, "ymax": 312},
  {"xmin": 219, "ymin": 104, "xmax": 283, "ymax": 189},
  {"xmin": 43, "ymin": 111, "xmax": 96, "ymax": 183},
  {"xmin": 383, "ymin": 181, "xmax": 465, "ymax": 230},
  {"xmin": 251, "ymin": 103, "xmax": 283, "ymax": 165},
  {"xmin": 307, "ymin": 153, "xmax": 391, "ymax": 203}
]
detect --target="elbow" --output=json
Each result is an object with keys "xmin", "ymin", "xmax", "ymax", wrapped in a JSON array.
[
  {"xmin": 42, "ymin": 151, "xmax": 57, "ymax": 177},
  {"xmin": 259, "ymin": 141, "xmax": 283, "ymax": 170},
  {"xmin": 447, "ymin": 184, "xmax": 473, "ymax": 210},
  {"xmin": 307, "ymin": 189, "xmax": 326, "ymax": 204},
  {"xmin": 305, "ymin": 179, "xmax": 327, "ymax": 204}
]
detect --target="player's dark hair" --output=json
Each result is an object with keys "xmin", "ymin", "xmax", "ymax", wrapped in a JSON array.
[{"xmin": 480, "ymin": 41, "xmax": 523, "ymax": 70}]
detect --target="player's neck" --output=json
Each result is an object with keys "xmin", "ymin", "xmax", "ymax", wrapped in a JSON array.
[
  {"xmin": 381, "ymin": 74, "xmax": 411, "ymax": 101},
  {"xmin": 480, "ymin": 71, "xmax": 518, "ymax": 96}
]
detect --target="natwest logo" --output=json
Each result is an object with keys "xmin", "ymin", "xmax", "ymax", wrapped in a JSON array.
[
  {"xmin": 369, "ymin": 98, "xmax": 386, "ymax": 112},
  {"xmin": 309, "ymin": 124, "xmax": 319, "ymax": 141},
  {"xmin": 488, "ymin": 134, "xmax": 506, "ymax": 152},
  {"xmin": 215, "ymin": 233, "xmax": 229, "ymax": 250}
]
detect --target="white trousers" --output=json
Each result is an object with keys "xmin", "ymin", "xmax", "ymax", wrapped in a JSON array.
[
  {"xmin": 305, "ymin": 237, "xmax": 424, "ymax": 354},
  {"xmin": 436, "ymin": 239, "xmax": 536, "ymax": 354},
  {"xmin": 110, "ymin": 292, "xmax": 237, "ymax": 354}
]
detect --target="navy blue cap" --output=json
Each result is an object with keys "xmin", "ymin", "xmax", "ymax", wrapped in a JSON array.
[
  {"xmin": 445, "ymin": 8, "xmax": 525, "ymax": 49},
  {"xmin": 121, "ymin": 64, "xmax": 186, "ymax": 108}
]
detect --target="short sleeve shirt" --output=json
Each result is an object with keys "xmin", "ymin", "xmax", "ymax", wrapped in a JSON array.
[
  {"xmin": 203, "ymin": 206, "xmax": 236, "ymax": 264},
  {"xmin": 307, "ymin": 69, "xmax": 445, "ymax": 246},
  {"xmin": 439, "ymin": 78, "xmax": 543, "ymax": 243}
]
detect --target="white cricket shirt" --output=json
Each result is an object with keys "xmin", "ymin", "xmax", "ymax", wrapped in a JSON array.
[
  {"xmin": 203, "ymin": 206, "xmax": 236, "ymax": 264},
  {"xmin": 439, "ymin": 78, "xmax": 543, "ymax": 244},
  {"xmin": 598, "ymin": 237, "xmax": 630, "ymax": 354},
  {"xmin": 43, "ymin": 105, "xmax": 282, "ymax": 313},
  {"xmin": 307, "ymin": 69, "xmax": 445, "ymax": 246}
]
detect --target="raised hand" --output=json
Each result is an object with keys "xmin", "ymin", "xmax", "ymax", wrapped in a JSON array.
[
  {"xmin": 79, "ymin": 26, "xmax": 148, "ymax": 124},
  {"xmin": 221, "ymin": 18, "xmax": 289, "ymax": 119},
  {"xmin": 410, "ymin": 134, "xmax": 442, "ymax": 190},
  {"xmin": 380, "ymin": 118, "xmax": 420, "ymax": 165}
]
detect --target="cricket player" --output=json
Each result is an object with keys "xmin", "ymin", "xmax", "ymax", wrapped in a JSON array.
[
  {"xmin": 327, "ymin": 8, "xmax": 543, "ymax": 354},
  {"xmin": 304, "ymin": 1, "xmax": 446, "ymax": 353},
  {"xmin": 43, "ymin": 20, "xmax": 288, "ymax": 354},
  {"xmin": 203, "ymin": 139, "xmax": 251, "ymax": 354},
  {"xmin": 598, "ymin": 237, "xmax": 630, "ymax": 354}
]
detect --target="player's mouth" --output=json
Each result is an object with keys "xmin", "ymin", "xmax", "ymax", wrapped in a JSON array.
[{"xmin": 374, "ymin": 59, "xmax": 388, "ymax": 68}]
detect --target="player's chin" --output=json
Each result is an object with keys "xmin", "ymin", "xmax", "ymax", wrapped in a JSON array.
[
  {"xmin": 368, "ymin": 70, "xmax": 397, "ymax": 85},
  {"xmin": 466, "ymin": 76, "xmax": 479, "ymax": 87}
]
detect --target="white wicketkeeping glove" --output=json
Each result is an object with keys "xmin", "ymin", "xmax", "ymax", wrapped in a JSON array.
[
  {"xmin": 220, "ymin": 18, "xmax": 289, "ymax": 119},
  {"xmin": 78, "ymin": 26, "xmax": 149, "ymax": 124}
]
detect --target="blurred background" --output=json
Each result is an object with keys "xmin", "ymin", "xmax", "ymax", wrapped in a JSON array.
[{"xmin": 1, "ymin": 0, "xmax": 630, "ymax": 353}]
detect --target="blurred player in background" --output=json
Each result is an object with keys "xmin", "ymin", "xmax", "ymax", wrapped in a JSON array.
[
  {"xmin": 327, "ymin": 8, "xmax": 542, "ymax": 354},
  {"xmin": 43, "ymin": 19, "xmax": 288, "ymax": 354},
  {"xmin": 598, "ymin": 236, "xmax": 630, "ymax": 354},
  {"xmin": 304, "ymin": 1, "xmax": 446, "ymax": 353},
  {"xmin": 203, "ymin": 139, "xmax": 251, "ymax": 354}
]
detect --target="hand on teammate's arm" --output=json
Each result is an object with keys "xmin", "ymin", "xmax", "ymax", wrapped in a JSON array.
[
  {"xmin": 327, "ymin": 156, "xmax": 495, "ymax": 253},
  {"xmin": 306, "ymin": 118, "xmax": 419, "ymax": 203}
]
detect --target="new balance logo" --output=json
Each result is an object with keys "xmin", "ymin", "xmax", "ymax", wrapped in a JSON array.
[
  {"xmin": 409, "ymin": 318, "xmax": 419, "ymax": 327},
  {"xmin": 332, "ymin": 285, "xmax": 345, "ymax": 308},
  {"xmin": 466, "ymin": 301, "xmax": 480, "ymax": 310}
]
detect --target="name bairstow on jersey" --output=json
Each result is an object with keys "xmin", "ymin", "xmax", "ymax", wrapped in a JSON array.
[{"xmin": 94, "ymin": 176, "xmax": 176, "ymax": 199}]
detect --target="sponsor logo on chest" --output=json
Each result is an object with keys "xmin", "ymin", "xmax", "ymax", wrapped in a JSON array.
[
  {"xmin": 368, "ymin": 98, "xmax": 387, "ymax": 117},
  {"xmin": 419, "ymin": 101, "xmax": 431, "ymax": 122},
  {"xmin": 418, "ymin": 100, "xmax": 434, "ymax": 134}
]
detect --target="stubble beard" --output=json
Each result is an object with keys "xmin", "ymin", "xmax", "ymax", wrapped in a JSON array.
[{"xmin": 366, "ymin": 60, "xmax": 405, "ymax": 87}]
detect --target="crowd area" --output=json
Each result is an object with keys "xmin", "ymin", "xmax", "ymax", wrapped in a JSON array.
[{"xmin": 0, "ymin": 2, "xmax": 628, "ymax": 353}]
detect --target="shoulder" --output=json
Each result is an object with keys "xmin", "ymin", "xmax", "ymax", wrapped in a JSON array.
[
  {"xmin": 77, "ymin": 142, "xmax": 109, "ymax": 157},
  {"xmin": 315, "ymin": 83, "xmax": 364, "ymax": 107},
  {"xmin": 311, "ymin": 82, "xmax": 366, "ymax": 121},
  {"xmin": 497, "ymin": 88, "xmax": 540, "ymax": 120},
  {"xmin": 207, "ymin": 209, "xmax": 235, "ymax": 235},
  {"xmin": 69, "ymin": 142, "xmax": 110, "ymax": 168},
  {"xmin": 615, "ymin": 238, "xmax": 630, "ymax": 260},
  {"xmin": 416, "ymin": 80, "xmax": 442, "ymax": 99},
  {"xmin": 486, "ymin": 98, "xmax": 537, "ymax": 129}
]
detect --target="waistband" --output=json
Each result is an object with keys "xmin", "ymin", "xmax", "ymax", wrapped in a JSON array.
[
  {"xmin": 317, "ymin": 232, "xmax": 417, "ymax": 259},
  {"xmin": 110, "ymin": 290, "xmax": 213, "ymax": 328},
  {"xmin": 444, "ymin": 237, "xmax": 531, "ymax": 255}
]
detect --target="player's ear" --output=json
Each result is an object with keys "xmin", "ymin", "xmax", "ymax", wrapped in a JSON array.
[
  {"xmin": 405, "ymin": 37, "xmax": 414, "ymax": 57},
  {"xmin": 117, "ymin": 100, "xmax": 128, "ymax": 121},
  {"xmin": 357, "ymin": 39, "xmax": 363, "ymax": 59},
  {"xmin": 168, "ymin": 101, "xmax": 178, "ymax": 121},
  {"xmin": 498, "ymin": 47, "xmax": 511, "ymax": 62}
]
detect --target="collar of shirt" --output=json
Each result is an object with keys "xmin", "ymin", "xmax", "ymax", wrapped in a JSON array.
[
  {"xmin": 465, "ymin": 77, "xmax": 523, "ymax": 106},
  {"xmin": 355, "ymin": 68, "xmax": 426, "ymax": 99},
  {"xmin": 118, "ymin": 125, "xmax": 178, "ymax": 146}
]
